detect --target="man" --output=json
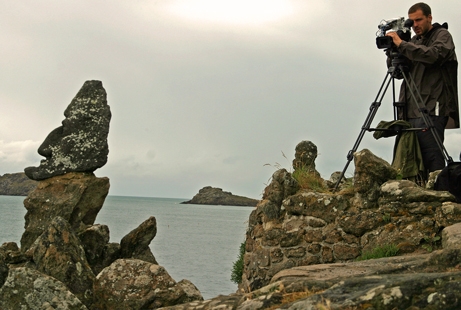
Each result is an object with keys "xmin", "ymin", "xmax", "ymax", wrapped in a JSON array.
[{"xmin": 386, "ymin": 2, "xmax": 459, "ymax": 179}]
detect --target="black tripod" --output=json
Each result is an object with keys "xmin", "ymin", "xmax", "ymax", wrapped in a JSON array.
[{"xmin": 334, "ymin": 53, "xmax": 453, "ymax": 190}]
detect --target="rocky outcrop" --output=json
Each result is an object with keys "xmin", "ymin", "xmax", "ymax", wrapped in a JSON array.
[
  {"xmin": 120, "ymin": 216, "xmax": 158, "ymax": 264},
  {"xmin": 182, "ymin": 186, "xmax": 259, "ymax": 206},
  {"xmin": 0, "ymin": 172, "xmax": 204, "ymax": 309},
  {"xmin": 20, "ymin": 172, "xmax": 110, "ymax": 251},
  {"xmin": 0, "ymin": 172, "xmax": 37, "ymax": 196},
  {"xmin": 160, "ymin": 239, "xmax": 461, "ymax": 309},
  {"xmin": 152, "ymin": 142, "xmax": 461, "ymax": 310},
  {"xmin": 24, "ymin": 80, "xmax": 111, "ymax": 180},
  {"xmin": 26, "ymin": 216, "xmax": 96, "ymax": 306},
  {"xmin": 0, "ymin": 81, "xmax": 203, "ymax": 309},
  {"xmin": 241, "ymin": 147, "xmax": 459, "ymax": 293},
  {"xmin": 0, "ymin": 267, "xmax": 88, "ymax": 310},
  {"xmin": 93, "ymin": 259, "xmax": 194, "ymax": 309}
]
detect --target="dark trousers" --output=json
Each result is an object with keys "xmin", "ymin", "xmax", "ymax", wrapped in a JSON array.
[{"xmin": 409, "ymin": 116, "xmax": 448, "ymax": 176}]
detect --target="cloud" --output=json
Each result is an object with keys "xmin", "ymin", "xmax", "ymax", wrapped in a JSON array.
[
  {"xmin": 0, "ymin": 140, "xmax": 40, "ymax": 174},
  {"xmin": 2, "ymin": 1, "xmax": 461, "ymax": 198}
]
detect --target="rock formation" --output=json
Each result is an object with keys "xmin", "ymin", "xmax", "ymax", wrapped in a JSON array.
[
  {"xmin": 0, "ymin": 172, "xmax": 37, "ymax": 196},
  {"xmin": 149, "ymin": 142, "xmax": 461, "ymax": 310},
  {"xmin": 241, "ymin": 146, "xmax": 458, "ymax": 293},
  {"xmin": 0, "ymin": 172, "xmax": 204, "ymax": 309},
  {"xmin": 24, "ymin": 80, "xmax": 111, "ymax": 180},
  {"xmin": 20, "ymin": 172, "xmax": 110, "ymax": 251},
  {"xmin": 0, "ymin": 81, "xmax": 203, "ymax": 309},
  {"xmin": 182, "ymin": 186, "xmax": 259, "ymax": 206}
]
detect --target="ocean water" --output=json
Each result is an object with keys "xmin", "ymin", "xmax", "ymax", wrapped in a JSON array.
[{"xmin": 0, "ymin": 195, "xmax": 253, "ymax": 299}]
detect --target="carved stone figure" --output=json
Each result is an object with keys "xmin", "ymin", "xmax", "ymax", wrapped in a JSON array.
[{"xmin": 25, "ymin": 80, "xmax": 111, "ymax": 180}]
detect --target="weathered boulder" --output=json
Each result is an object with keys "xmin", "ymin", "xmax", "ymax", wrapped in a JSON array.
[
  {"xmin": 120, "ymin": 216, "xmax": 158, "ymax": 264},
  {"xmin": 0, "ymin": 172, "xmax": 37, "ymax": 196},
  {"xmin": 441, "ymin": 222, "xmax": 461, "ymax": 249},
  {"xmin": 380, "ymin": 179, "xmax": 455, "ymax": 203},
  {"xmin": 78, "ymin": 224, "xmax": 120, "ymax": 276},
  {"xmin": 0, "ymin": 267, "xmax": 88, "ymax": 310},
  {"xmin": 263, "ymin": 169, "xmax": 299, "ymax": 206},
  {"xmin": 93, "ymin": 259, "xmax": 191, "ymax": 309},
  {"xmin": 26, "ymin": 216, "xmax": 95, "ymax": 307},
  {"xmin": 20, "ymin": 172, "xmax": 109, "ymax": 251},
  {"xmin": 182, "ymin": 186, "xmax": 259, "ymax": 206},
  {"xmin": 176, "ymin": 279, "xmax": 204, "ymax": 303},
  {"xmin": 353, "ymin": 148, "xmax": 397, "ymax": 208},
  {"xmin": 0, "ymin": 242, "xmax": 28, "ymax": 266},
  {"xmin": 25, "ymin": 80, "xmax": 111, "ymax": 180}
]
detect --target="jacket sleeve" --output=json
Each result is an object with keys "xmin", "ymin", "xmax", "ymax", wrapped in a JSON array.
[{"xmin": 398, "ymin": 29, "xmax": 455, "ymax": 65}]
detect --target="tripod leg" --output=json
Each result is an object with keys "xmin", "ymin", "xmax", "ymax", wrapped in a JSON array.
[
  {"xmin": 334, "ymin": 72, "xmax": 393, "ymax": 191},
  {"xmin": 401, "ymin": 71, "xmax": 453, "ymax": 164}
]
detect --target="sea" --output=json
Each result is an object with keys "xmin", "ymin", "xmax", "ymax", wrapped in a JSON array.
[{"xmin": 0, "ymin": 195, "xmax": 254, "ymax": 300}]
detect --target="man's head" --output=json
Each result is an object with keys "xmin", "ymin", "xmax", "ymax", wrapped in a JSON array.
[{"xmin": 408, "ymin": 2, "xmax": 433, "ymax": 37}]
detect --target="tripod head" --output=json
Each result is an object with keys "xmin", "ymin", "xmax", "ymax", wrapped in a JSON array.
[{"xmin": 388, "ymin": 51, "xmax": 411, "ymax": 79}]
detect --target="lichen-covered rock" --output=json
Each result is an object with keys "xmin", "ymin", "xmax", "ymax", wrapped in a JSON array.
[
  {"xmin": 292, "ymin": 140, "xmax": 318, "ymax": 174},
  {"xmin": 0, "ymin": 242, "xmax": 29, "ymax": 267},
  {"xmin": 20, "ymin": 172, "xmax": 109, "ymax": 251},
  {"xmin": 283, "ymin": 192, "xmax": 349, "ymax": 223},
  {"xmin": 283, "ymin": 271, "xmax": 461, "ymax": 310},
  {"xmin": 263, "ymin": 169, "xmax": 299, "ymax": 206},
  {"xmin": 353, "ymin": 149, "xmax": 397, "ymax": 208},
  {"xmin": 93, "ymin": 259, "xmax": 193, "ymax": 309},
  {"xmin": 435, "ymin": 202, "xmax": 461, "ymax": 227},
  {"xmin": 177, "ymin": 279, "xmax": 204, "ymax": 302},
  {"xmin": 25, "ymin": 80, "xmax": 111, "ymax": 181},
  {"xmin": 441, "ymin": 223, "xmax": 461, "ymax": 250},
  {"xmin": 26, "ymin": 216, "xmax": 95, "ymax": 307},
  {"xmin": 78, "ymin": 224, "xmax": 116, "ymax": 276},
  {"xmin": 0, "ymin": 267, "xmax": 88, "ymax": 310},
  {"xmin": 380, "ymin": 179, "xmax": 455, "ymax": 203},
  {"xmin": 120, "ymin": 216, "xmax": 158, "ymax": 264}
]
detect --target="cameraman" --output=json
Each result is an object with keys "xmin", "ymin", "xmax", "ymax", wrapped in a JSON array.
[{"xmin": 386, "ymin": 2, "xmax": 459, "ymax": 178}]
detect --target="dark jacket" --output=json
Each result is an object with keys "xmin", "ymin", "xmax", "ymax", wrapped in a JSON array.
[{"xmin": 397, "ymin": 23, "xmax": 459, "ymax": 128}]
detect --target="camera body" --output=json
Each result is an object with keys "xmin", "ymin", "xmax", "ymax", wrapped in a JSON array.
[{"xmin": 376, "ymin": 17, "xmax": 413, "ymax": 49}]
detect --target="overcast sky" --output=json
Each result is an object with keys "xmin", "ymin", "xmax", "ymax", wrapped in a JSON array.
[{"xmin": 1, "ymin": 0, "xmax": 461, "ymax": 199}]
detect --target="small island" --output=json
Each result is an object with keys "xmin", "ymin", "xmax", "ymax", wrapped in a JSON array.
[
  {"xmin": 0, "ymin": 172, "xmax": 37, "ymax": 196},
  {"xmin": 181, "ymin": 186, "xmax": 259, "ymax": 206}
]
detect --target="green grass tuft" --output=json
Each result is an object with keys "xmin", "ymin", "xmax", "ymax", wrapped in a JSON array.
[
  {"xmin": 356, "ymin": 244, "xmax": 399, "ymax": 261},
  {"xmin": 292, "ymin": 166, "xmax": 328, "ymax": 192}
]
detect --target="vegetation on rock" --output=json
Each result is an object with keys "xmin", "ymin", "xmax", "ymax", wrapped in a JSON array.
[
  {"xmin": 231, "ymin": 241, "xmax": 246, "ymax": 284},
  {"xmin": 356, "ymin": 243, "xmax": 400, "ymax": 261}
]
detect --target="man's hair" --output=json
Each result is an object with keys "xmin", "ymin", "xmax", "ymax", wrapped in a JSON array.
[{"xmin": 408, "ymin": 2, "xmax": 432, "ymax": 16}]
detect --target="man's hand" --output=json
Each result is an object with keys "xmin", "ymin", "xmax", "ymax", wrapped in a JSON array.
[{"xmin": 386, "ymin": 32, "xmax": 403, "ymax": 47}]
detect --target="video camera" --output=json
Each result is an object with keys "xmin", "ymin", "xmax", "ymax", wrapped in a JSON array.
[{"xmin": 376, "ymin": 17, "xmax": 413, "ymax": 49}]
